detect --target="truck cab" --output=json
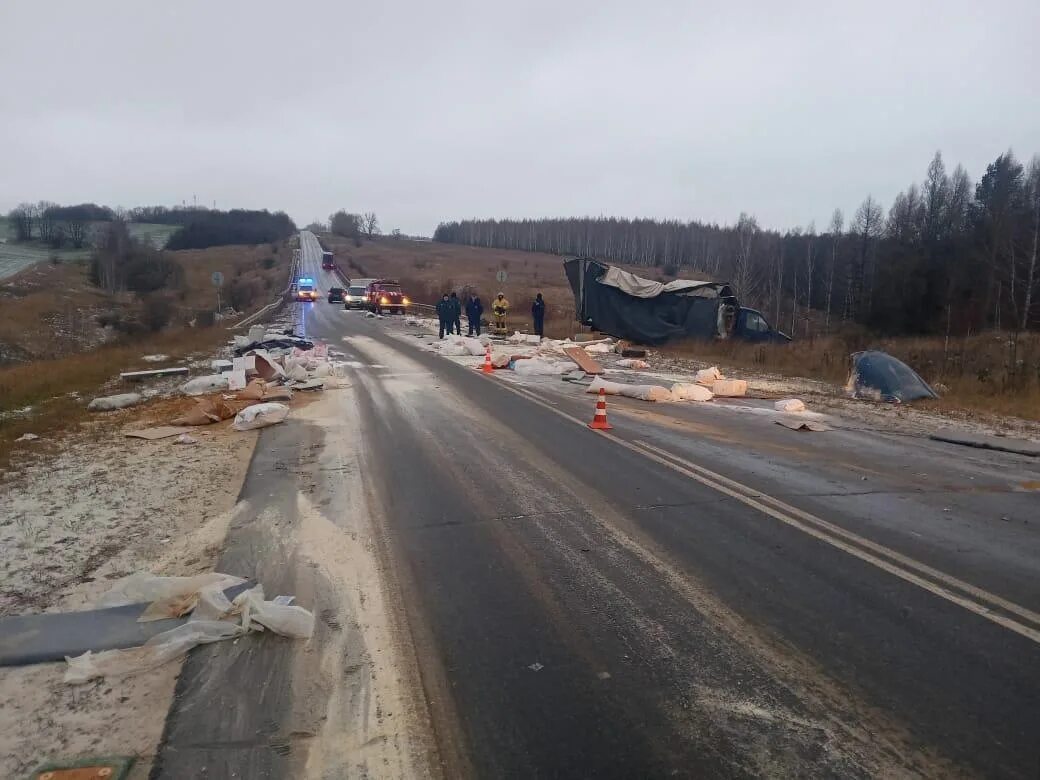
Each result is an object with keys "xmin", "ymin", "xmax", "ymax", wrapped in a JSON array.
[
  {"xmin": 321, "ymin": 251, "xmax": 335, "ymax": 270},
  {"xmin": 734, "ymin": 308, "xmax": 790, "ymax": 343}
]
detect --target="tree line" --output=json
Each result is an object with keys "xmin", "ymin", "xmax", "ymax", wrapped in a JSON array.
[
  {"xmin": 327, "ymin": 210, "xmax": 380, "ymax": 246},
  {"xmin": 433, "ymin": 149, "xmax": 1040, "ymax": 337},
  {"xmin": 6, "ymin": 202, "xmax": 296, "ymax": 252}
]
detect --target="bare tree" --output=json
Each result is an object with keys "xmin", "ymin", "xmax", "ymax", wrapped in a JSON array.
[
  {"xmin": 8, "ymin": 202, "xmax": 39, "ymax": 241},
  {"xmin": 846, "ymin": 195, "xmax": 884, "ymax": 322},
  {"xmin": 803, "ymin": 222, "xmax": 816, "ymax": 338},
  {"xmin": 1024, "ymin": 156, "xmax": 1040, "ymax": 330},
  {"xmin": 825, "ymin": 209, "xmax": 842, "ymax": 332},
  {"xmin": 362, "ymin": 212, "xmax": 380, "ymax": 239},
  {"xmin": 922, "ymin": 151, "xmax": 949, "ymax": 244},
  {"xmin": 732, "ymin": 213, "xmax": 760, "ymax": 304},
  {"xmin": 66, "ymin": 218, "xmax": 90, "ymax": 249},
  {"xmin": 36, "ymin": 201, "xmax": 60, "ymax": 245}
]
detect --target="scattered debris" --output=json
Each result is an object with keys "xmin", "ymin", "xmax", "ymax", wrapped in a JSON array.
[
  {"xmin": 171, "ymin": 398, "xmax": 236, "ymax": 426},
  {"xmin": 620, "ymin": 347, "xmax": 647, "ymax": 358},
  {"xmin": 120, "ymin": 367, "xmax": 190, "ymax": 382},
  {"xmin": 15, "ymin": 433, "xmax": 40, "ymax": 442},
  {"xmin": 141, "ymin": 354, "xmax": 169, "ymax": 362},
  {"xmin": 514, "ymin": 358, "xmax": 572, "ymax": 376},
  {"xmin": 775, "ymin": 419, "xmax": 831, "ymax": 432},
  {"xmin": 929, "ymin": 429, "xmax": 1040, "ymax": 457},
  {"xmin": 232, "ymin": 402, "xmax": 290, "ymax": 431},
  {"xmin": 124, "ymin": 426, "xmax": 193, "ymax": 441},
  {"xmin": 232, "ymin": 335, "xmax": 313, "ymax": 357},
  {"xmin": 211, "ymin": 359, "xmax": 234, "ymax": 373},
  {"xmin": 617, "ymin": 358, "xmax": 650, "ymax": 369},
  {"xmin": 846, "ymin": 350, "xmax": 939, "ymax": 403},
  {"xmin": 173, "ymin": 433, "xmax": 199, "ymax": 445},
  {"xmin": 62, "ymin": 573, "xmax": 314, "ymax": 683},
  {"xmin": 563, "ymin": 346, "xmax": 605, "ymax": 375},
  {"xmin": 528, "ymin": 662, "xmax": 544, "ymax": 672},
  {"xmin": 774, "ymin": 399, "xmax": 807, "ymax": 413},
  {"xmin": 88, "ymin": 393, "xmax": 144, "ymax": 412},
  {"xmin": 695, "ymin": 367, "xmax": 724, "ymax": 386}
]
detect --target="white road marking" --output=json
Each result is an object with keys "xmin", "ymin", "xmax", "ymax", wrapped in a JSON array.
[{"xmin": 489, "ymin": 377, "xmax": 1040, "ymax": 645}]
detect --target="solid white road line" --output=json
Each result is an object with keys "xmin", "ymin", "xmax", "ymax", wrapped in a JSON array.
[{"xmin": 489, "ymin": 377, "xmax": 1040, "ymax": 646}]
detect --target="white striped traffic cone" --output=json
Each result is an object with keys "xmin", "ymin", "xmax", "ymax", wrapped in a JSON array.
[{"xmin": 588, "ymin": 387, "xmax": 613, "ymax": 430}]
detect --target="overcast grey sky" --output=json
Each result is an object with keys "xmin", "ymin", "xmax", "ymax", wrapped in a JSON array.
[{"xmin": 2, "ymin": 1, "xmax": 1038, "ymax": 235}]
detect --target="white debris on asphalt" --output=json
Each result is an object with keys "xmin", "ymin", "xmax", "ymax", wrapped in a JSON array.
[
  {"xmin": 88, "ymin": 393, "xmax": 145, "ymax": 411},
  {"xmin": 15, "ymin": 433, "xmax": 40, "ymax": 442},
  {"xmin": 774, "ymin": 399, "xmax": 807, "ymax": 413}
]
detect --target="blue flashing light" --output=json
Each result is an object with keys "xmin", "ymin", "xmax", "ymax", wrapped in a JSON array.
[{"xmin": 298, "ymin": 277, "xmax": 314, "ymax": 285}]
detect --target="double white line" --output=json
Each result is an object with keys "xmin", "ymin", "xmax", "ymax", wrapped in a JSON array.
[{"xmin": 495, "ymin": 379, "xmax": 1040, "ymax": 645}]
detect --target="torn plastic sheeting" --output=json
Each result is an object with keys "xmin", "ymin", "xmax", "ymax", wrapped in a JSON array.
[
  {"xmin": 64, "ymin": 578, "xmax": 314, "ymax": 684},
  {"xmin": 181, "ymin": 374, "xmax": 230, "ymax": 396},
  {"xmin": 847, "ymin": 350, "xmax": 938, "ymax": 403},
  {"xmin": 775, "ymin": 419, "xmax": 831, "ymax": 432},
  {"xmin": 774, "ymin": 399, "xmax": 806, "ymax": 413},
  {"xmin": 88, "ymin": 393, "xmax": 144, "ymax": 411},
  {"xmin": 588, "ymin": 376, "xmax": 673, "ymax": 402},
  {"xmin": 97, "ymin": 572, "xmax": 247, "ymax": 608},
  {"xmin": 233, "ymin": 402, "xmax": 289, "ymax": 430},
  {"xmin": 671, "ymin": 383, "xmax": 714, "ymax": 401}
]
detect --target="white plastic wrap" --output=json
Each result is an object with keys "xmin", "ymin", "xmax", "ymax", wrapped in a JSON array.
[
  {"xmin": 774, "ymin": 398, "xmax": 806, "ymax": 412},
  {"xmin": 695, "ymin": 367, "xmax": 724, "ymax": 385},
  {"xmin": 232, "ymin": 402, "xmax": 290, "ymax": 431},
  {"xmin": 617, "ymin": 359, "xmax": 650, "ymax": 369}
]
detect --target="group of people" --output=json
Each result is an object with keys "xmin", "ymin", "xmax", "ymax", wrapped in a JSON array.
[{"xmin": 435, "ymin": 291, "xmax": 546, "ymax": 339}]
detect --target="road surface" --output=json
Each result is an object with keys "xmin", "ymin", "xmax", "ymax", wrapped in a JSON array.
[{"xmin": 157, "ymin": 232, "xmax": 1040, "ymax": 778}]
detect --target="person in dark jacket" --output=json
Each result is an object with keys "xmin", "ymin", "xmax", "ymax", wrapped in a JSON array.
[
  {"xmin": 531, "ymin": 292, "xmax": 546, "ymax": 338},
  {"xmin": 450, "ymin": 291, "xmax": 462, "ymax": 335},
  {"xmin": 435, "ymin": 293, "xmax": 453, "ymax": 339},
  {"xmin": 465, "ymin": 293, "xmax": 484, "ymax": 336}
]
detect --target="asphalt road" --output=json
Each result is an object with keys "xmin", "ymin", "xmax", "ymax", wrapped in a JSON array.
[{"xmin": 160, "ymin": 233, "xmax": 1040, "ymax": 778}]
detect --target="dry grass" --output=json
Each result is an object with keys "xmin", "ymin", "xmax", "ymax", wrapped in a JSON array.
[
  {"xmin": 663, "ymin": 331, "xmax": 1040, "ymax": 421},
  {"xmin": 0, "ymin": 326, "xmax": 231, "ymax": 468}
]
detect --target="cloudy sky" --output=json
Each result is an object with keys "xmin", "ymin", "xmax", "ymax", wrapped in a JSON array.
[{"xmin": 2, "ymin": 1, "xmax": 1037, "ymax": 235}]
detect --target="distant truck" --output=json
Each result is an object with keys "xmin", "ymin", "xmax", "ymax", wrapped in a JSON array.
[
  {"xmin": 564, "ymin": 257, "xmax": 790, "ymax": 345},
  {"xmin": 321, "ymin": 251, "xmax": 335, "ymax": 270}
]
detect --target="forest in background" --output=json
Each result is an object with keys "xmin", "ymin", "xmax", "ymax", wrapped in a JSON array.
[{"xmin": 434, "ymin": 150, "xmax": 1040, "ymax": 339}]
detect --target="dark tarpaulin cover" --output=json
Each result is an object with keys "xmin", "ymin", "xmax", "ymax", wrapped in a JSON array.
[
  {"xmin": 848, "ymin": 350, "xmax": 939, "ymax": 402},
  {"xmin": 564, "ymin": 258, "xmax": 730, "ymax": 345}
]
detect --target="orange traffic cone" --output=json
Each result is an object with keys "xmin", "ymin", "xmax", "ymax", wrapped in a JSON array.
[
  {"xmin": 482, "ymin": 343, "xmax": 494, "ymax": 374},
  {"xmin": 588, "ymin": 387, "xmax": 613, "ymax": 430}
]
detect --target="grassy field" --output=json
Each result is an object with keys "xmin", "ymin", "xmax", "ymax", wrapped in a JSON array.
[{"xmin": 0, "ymin": 220, "xmax": 178, "ymax": 281}]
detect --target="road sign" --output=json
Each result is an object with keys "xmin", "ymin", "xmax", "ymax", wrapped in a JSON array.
[
  {"xmin": 495, "ymin": 270, "xmax": 508, "ymax": 283},
  {"xmin": 211, "ymin": 271, "xmax": 224, "ymax": 288}
]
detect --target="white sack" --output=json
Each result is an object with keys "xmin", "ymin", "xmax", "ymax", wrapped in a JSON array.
[
  {"xmin": 711, "ymin": 379, "xmax": 748, "ymax": 397},
  {"xmin": 88, "ymin": 393, "xmax": 143, "ymax": 411},
  {"xmin": 588, "ymin": 376, "xmax": 673, "ymax": 402},
  {"xmin": 583, "ymin": 342, "xmax": 613, "ymax": 354},
  {"xmin": 233, "ymin": 402, "xmax": 290, "ymax": 431},
  {"xmin": 695, "ymin": 367, "xmax": 724, "ymax": 385},
  {"xmin": 181, "ymin": 374, "xmax": 230, "ymax": 396},
  {"xmin": 513, "ymin": 358, "xmax": 572, "ymax": 376},
  {"xmin": 774, "ymin": 398, "xmax": 806, "ymax": 412},
  {"xmin": 617, "ymin": 358, "xmax": 650, "ymax": 369},
  {"xmin": 460, "ymin": 337, "xmax": 486, "ymax": 356},
  {"xmin": 671, "ymin": 383, "xmax": 714, "ymax": 401}
]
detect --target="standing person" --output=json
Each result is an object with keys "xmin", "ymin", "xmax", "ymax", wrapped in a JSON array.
[
  {"xmin": 435, "ymin": 293, "xmax": 452, "ymax": 339},
  {"xmin": 492, "ymin": 292, "xmax": 510, "ymax": 330},
  {"xmin": 466, "ymin": 292, "xmax": 484, "ymax": 336},
  {"xmin": 450, "ymin": 291, "xmax": 463, "ymax": 335},
  {"xmin": 531, "ymin": 292, "xmax": 546, "ymax": 338}
]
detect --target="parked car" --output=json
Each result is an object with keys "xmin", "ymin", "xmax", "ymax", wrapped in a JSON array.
[
  {"xmin": 367, "ymin": 280, "xmax": 410, "ymax": 314},
  {"xmin": 344, "ymin": 283, "xmax": 372, "ymax": 309},
  {"xmin": 327, "ymin": 287, "xmax": 344, "ymax": 304}
]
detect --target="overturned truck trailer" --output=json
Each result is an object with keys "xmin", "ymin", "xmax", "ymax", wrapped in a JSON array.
[{"xmin": 564, "ymin": 257, "xmax": 788, "ymax": 345}]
